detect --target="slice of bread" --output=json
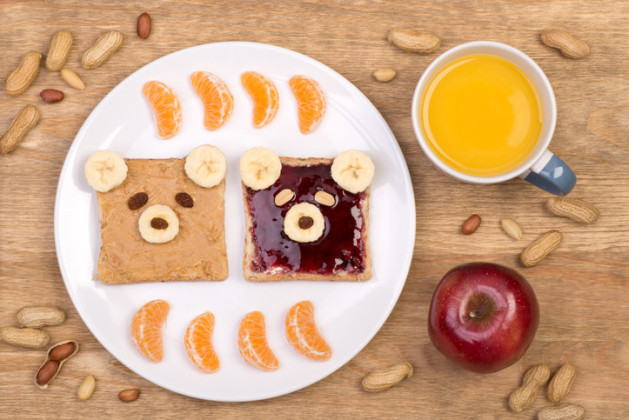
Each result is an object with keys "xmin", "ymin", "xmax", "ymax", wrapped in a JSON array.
[
  {"xmin": 96, "ymin": 158, "xmax": 228, "ymax": 284},
  {"xmin": 242, "ymin": 156, "xmax": 371, "ymax": 281}
]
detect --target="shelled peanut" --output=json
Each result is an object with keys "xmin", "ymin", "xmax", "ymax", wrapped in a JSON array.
[{"xmin": 36, "ymin": 340, "xmax": 79, "ymax": 388}]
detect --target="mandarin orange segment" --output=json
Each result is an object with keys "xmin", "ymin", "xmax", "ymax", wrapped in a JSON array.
[
  {"xmin": 241, "ymin": 71, "xmax": 279, "ymax": 128},
  {"xmin": 289, "ymin": 75, "xmax": 326, "ymax": 134},
  {"xmin": 142, "ymin": 80, "xmax": 182, "ymax": 139},
  {"xmin": 190, "ymin": 71, "xmax": 234, "ymax": 131},
  {"xmin": 130, "ymin": 299, "xmax": 170, "ymax": 362},
  {"xmin": 184, "ymin": 311, "xmax": 220, "ymax": 373},
  {"xmin": 285, "ymin": 300, "xmax": 331, "ymax": 361},
  {"xmin": 238, "ymin": 311, "xmax": 279, "ymax": 371}
]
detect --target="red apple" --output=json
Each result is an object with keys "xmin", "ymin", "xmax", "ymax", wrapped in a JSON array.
[{"xmin": 428, "ymin": 262, "xmax": 539, "ymax": 373}]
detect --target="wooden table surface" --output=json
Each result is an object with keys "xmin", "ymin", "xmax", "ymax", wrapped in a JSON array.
[{"xmin": 1, "ymin": 1, "xmax": 628, "ymax": 418}]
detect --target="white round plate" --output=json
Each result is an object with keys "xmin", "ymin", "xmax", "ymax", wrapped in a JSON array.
[{"xmin": 54, "ymin": 42, "xmax": 415, "ymax": 402}]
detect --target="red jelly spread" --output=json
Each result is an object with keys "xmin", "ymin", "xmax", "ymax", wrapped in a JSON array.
[{"xmin": 245, "ymin": 162, "xmax": 368, "ymax": 275}]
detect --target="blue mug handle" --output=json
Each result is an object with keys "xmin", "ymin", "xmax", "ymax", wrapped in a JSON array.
[{"xmin": 520, "ymin": 150, "xmax": 576, "ymax": 196}]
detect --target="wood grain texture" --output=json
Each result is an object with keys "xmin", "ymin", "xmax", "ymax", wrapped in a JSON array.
[{"xmin": 1, "ymin": 0, "xmax": 628, "ymax": 418}]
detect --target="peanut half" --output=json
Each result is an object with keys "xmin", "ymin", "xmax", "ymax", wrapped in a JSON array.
[
  {"xmin": 46, "ymin": 30, "xmax": 73, "ymax": 71},
  {"xmin": 0, "ymin": 105, "xmax": 41, "ymax": 155},
  {"xmin": 520, "ymin": 230, "xmax": 562, "ymax": 267},
  {"xmin": 537, "ymin": 404, "xmax": 585, "ymax": 420},
  {"xmin": 541, "ymin": 31, "xmax": 590, "ymax": 59},
  {"xmin": 17, "ymin": 306, "xmax": 65, "ymax": 328},
  {"xmin": 547, "ymin": 363, "xmax": 577, "ymax": 403},
  {"xmin": 0, "ymin": 326, "xmax": 50, "ymax": 349},
  {"xmin": 5, "ymin": 51, "xmax": 41, "ymax": 96},
  {"xmin": 314, "ymin": 190, "xmax": 335, "ymax": 206},
  {"xmin": 508, "ymin": 364, "xmax": 551, "ymax": 412},
  {"xmin": 501, "ymin": 218, "xmax": 523, "ymax": 240},
  {"xmin": 78, "ymin": 375, "xmax": 96, "ymax": 400},
  {"xmin": 61, "ymin": 68, "xmax": 85, "ymax": 90},
  {"xmin": 546, "ymin": 197, "xmax": 599, "ymax": 224},
  {"xmin": 373, "ymin": 68, "xmax": 397, "ymax": 82},
  {"xmin": 361, "ymin": 362, "xmax": 413, "ymax": 393},
  {"xmin": 82, "ymin": 31, "xmax": 123, "ymax": 69},
  {"xmin": 388, "ymin": 30, "xmax": 440, "ymax": 54},
  {"xmin": 274, "ymin": 189, "xmax": 295, "ymax": 206}
]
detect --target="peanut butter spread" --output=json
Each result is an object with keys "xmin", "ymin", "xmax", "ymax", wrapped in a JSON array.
[{"xmin": 96, "ymin": 158, "xmax": 228, "ymax": 283}]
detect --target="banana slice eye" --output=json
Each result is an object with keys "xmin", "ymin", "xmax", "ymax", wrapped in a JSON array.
[
  {"xmin": 283, "ymin": 203, "xmax": 325, "ymax": 243},
  {"xmin": 331, "ymin": 150, "xmax": 375, "ymax": 194},
  {"xmin": 138, "ymin": 204, "xmax": 180, "ymax": 244},
  {"xmin": 185, "ymin": 144, "xmax": 227, "ymax": 188},
  {"xmin": 240, "ymin": 147, "xmax": 282, "ymax": 190},
  {"xmin": 84, "ymin": 150, "xmax": 128, "ymax": 192}
]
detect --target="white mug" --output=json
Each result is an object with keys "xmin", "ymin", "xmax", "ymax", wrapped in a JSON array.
[{"xmin": 412, "ymin": 41, "xmax": 576, "ymax": 195}]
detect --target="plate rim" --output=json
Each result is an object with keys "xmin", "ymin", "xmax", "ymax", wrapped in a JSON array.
[{"xmin": 54, "ymin": 41, "xmax": 416, "ymax": 402}]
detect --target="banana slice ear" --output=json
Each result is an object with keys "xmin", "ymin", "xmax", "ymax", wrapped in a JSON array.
[
  {"xmin": 240, "ymin": 147, "xmax": 282, "ymax": 190},
  {"xmin": 331, "ymin": 150, "xmax": 375, "ymax": 194},
  {"xmin": 184, "ymin": 145, "xmax": 227, "ymax": 188},
  {"xmin": 84, "ymin": 150, "xmax": 128, "ymax": 193}
]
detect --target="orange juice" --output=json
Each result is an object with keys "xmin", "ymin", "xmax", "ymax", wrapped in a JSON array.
[{"xmin": 420, "ymin": 54, "xmax": 543, "ymax": 177}]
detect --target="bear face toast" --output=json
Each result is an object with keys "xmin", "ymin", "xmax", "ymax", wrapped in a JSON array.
[
  {"xmin": 84, "ymin": 145, "xmax": 228, "ymax": 284},
  {"xmin": 240, "ymin": 147, "xmax": 374, "ymax": 281}
]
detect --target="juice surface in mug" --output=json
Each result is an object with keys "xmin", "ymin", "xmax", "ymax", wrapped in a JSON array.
[{"xmin": 420, "ymin": 54, "xmax": 543, "ymax": 177}]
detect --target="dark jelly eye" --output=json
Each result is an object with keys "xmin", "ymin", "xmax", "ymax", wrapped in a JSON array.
[
  {"xmin": 175, "ymin": 192, "xmax": 194, "ymax": 208},
  {"xmin": 128, "ymin": 192, "xmax": 148, "ymax": 210}
]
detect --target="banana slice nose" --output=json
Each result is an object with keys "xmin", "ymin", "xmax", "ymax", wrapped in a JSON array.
[
  {"xmin": 283, "ymin": 203, "xmax": 325, "ymax": 243},
  {"xmin": 138, "ymin": 204, "xmax": 180, "ymax": 243}
]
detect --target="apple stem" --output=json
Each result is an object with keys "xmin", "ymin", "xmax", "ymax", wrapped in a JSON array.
[{"xmin": 469, "ymin": 306, "xmax": 486, "ymax": 319}]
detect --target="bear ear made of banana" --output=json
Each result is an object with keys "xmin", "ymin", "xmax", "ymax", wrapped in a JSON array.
[
  {"xmin": 84, "ymin": 144, "xmax": 227, "ymax": 193},
  {"xmin": 238, "ymin": 147, "xmax": 375, "ymax": 194}
]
